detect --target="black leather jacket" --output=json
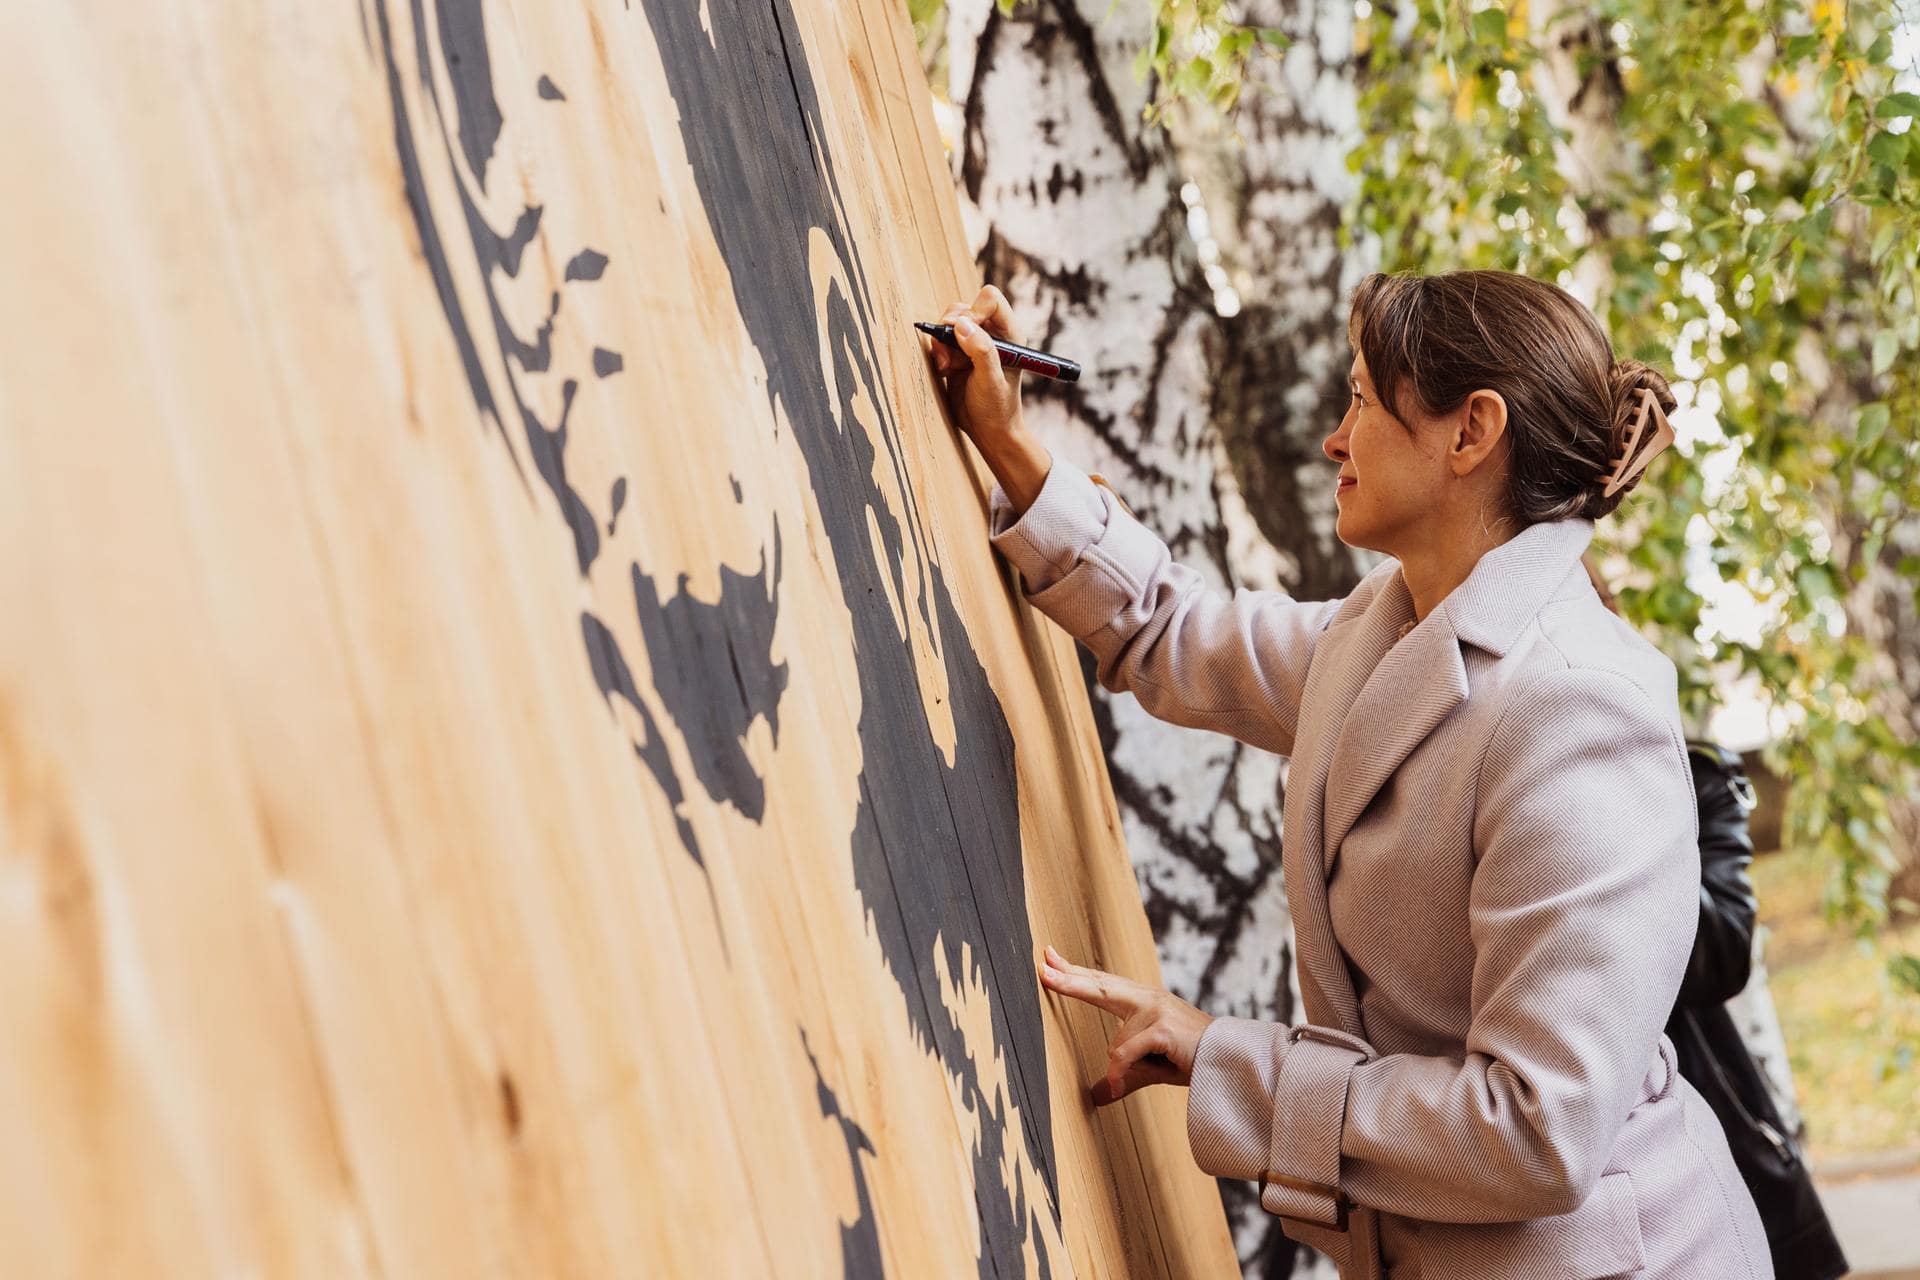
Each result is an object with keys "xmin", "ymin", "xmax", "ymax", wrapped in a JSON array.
[{"xmin": 1665, "ymin": 742, "xmax": 1849, "ymax": 1280}]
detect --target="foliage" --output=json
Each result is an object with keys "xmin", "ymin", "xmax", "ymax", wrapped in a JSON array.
[
  {"xmin": 1346, "ymin": 0, "xmax": 1920, "ymax": 992},
  {"xmin": 910, "ymin": 0, "xmax": 1290, "ymax": 118},
  {"xmin": 1117, "ymin": 3, "xmax": 1292, "ymax": 121}
]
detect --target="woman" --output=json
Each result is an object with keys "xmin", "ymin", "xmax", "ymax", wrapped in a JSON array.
[{"xmin": 929, "ymin": 272, "xmax": 1773, "ymax": 1278}]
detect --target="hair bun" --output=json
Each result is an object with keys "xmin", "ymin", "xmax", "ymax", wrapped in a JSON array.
[
  {"xmin": 1607, "ymin": 360, "xmax": 1677, "ymax": 445},
  {"xmin": 1582, "ymin": 359, "xmax": 1679, "ymax": 517}
]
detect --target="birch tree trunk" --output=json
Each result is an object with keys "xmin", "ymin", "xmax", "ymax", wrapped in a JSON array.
[{"xmin": 946, "ymin": 2, "xmax": 1360, "ymax": 1274}]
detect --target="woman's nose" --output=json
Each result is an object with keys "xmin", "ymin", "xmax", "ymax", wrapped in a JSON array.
[{"xmin": 1323, "ymin": 428, "xmax": 1348, "ymax": 463}]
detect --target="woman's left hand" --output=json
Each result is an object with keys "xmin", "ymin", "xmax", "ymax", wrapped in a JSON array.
[{"xmin": 1038, "ymin": 945, "xmax": 1214, "ymax": 1105}]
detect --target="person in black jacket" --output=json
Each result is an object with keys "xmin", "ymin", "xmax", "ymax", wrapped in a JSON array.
[
  {"xmin": 1667, "ymin": 741, "xmax": 1849, "ymax": 1280},
  {"xmin": 1581, "ymin": 554, "xmax": 1848, "ymax": 1278}
]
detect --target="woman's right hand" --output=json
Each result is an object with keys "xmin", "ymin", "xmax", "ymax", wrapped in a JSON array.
[
  {"xmin": 929, "ymin": 284, "xmax": 1053, "ymax": 513},
  {"xmin": 930, "ymin": 284, "xmax": 1026, "ymax": 446}
]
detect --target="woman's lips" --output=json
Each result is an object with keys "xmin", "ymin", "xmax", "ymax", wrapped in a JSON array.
[{"xmin": 1337, "ymin": 476, "xmax": 1357, "ymax": 494}]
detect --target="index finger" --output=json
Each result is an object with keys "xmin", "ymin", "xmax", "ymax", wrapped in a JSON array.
[
  {"xmin": 1039, "ymin": 947, "xmax": 1147, "ymax": 1018},
  {"xmin": 967, "ymin": 284, "xmax": 1020, "ymax": 343}
]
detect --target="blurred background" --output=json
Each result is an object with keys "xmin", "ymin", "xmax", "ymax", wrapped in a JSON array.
[{"xmin": 906, "ymin": 0, "xmax": 1919, "ymax": 1274}]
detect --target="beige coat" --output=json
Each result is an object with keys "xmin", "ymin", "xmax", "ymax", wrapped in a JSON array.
[{"xmin": 989, "ymin": 459, "xmax": 1772, "ymax": 1279}]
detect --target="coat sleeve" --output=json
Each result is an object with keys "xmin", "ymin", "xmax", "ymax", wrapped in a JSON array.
[
  {"xmin": 1185, "ymin": 666, "xmax": 1701, "ymax": 1224},
  {"xmin": 1675, "ymin": 745, "xmax": 1758, "ymax": 1007},
  {"xmin": 987, "ymin": 457, "xmax": 1343, "ymax": 758}
]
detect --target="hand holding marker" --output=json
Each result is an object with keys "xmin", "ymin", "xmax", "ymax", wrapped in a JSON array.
[
  {"xmin": 915, "ymin": 321, "xmax": 1081, "ymax": 383},
  {"xmin": 924, "ymin": 286, "xmax": 1060, "ymax": 513}
]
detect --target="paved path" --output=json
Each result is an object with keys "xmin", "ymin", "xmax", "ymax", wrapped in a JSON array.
[{"xmin": 1816, "ymin": 1171, "xmax": 1920, "ymax": 1278}]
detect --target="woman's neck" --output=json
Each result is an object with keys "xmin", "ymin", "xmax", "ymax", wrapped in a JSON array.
[{"xmin": 1393, "ymin": 515, "xmax": 1522, "ymax": 624}]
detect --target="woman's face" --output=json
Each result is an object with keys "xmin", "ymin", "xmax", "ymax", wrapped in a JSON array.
[{"xmin": 1322, "ymin": 352, "xmax": 1450, "ymax": 555}]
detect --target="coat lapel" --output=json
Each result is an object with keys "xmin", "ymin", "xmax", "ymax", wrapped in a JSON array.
[
  {"xmin": 1277, "ymin": 519, "xmax": 1598, "ymax": 1037},
  {"xmin": 1278, "ymin": 593, "xmax": 1408, "ymax": 1034},
  {"xmin": 1319, "ymin": 518, "xmax": 1598, "ymax": 877},
  {"xmin": 1321, "ymin": 614, "xmax": 1470, "ymax": 876}
]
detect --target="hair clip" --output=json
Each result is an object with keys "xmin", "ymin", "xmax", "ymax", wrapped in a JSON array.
[{"xmin": 1598, "ymin": 388, "xmax": 1675, "ymax": 497}]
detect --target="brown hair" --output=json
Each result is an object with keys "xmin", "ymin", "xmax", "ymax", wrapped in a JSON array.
[{"xmin": 1347, "ymin": 270, "xmax": 1676, "ymax": 522}]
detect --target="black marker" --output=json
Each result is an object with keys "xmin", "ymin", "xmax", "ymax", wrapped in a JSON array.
[{"xmin": 915, "ymin": 322, "xmax": 1081, "ymax": 383}]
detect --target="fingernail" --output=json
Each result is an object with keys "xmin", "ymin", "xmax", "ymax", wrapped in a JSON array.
[{"xmin": 956, "ymin": 317, "xmax": 978, "ymax": 334}]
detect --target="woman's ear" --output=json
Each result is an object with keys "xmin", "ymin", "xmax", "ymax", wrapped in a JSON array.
[{"xmin": 1449, "ymin": 389, "xmax": 1508, "ymax": 478}]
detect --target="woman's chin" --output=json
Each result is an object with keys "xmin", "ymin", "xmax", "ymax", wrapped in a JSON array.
[
  {"xmin": 1335, "ymin": 510, "xmax": 1392, "ymax": 558},
  {"xmin": 1334, "ymin": 507, "xmax": 1366, "ymax": 549}
]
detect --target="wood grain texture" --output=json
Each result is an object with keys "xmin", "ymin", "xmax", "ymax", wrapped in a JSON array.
[{"xmin": 0, "ymin": 0, "xmax": 1239, "ymax": 1275}]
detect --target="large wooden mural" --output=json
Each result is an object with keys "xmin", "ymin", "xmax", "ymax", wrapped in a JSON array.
[{"xmin": 0, "ymin": 0, "xmax": 1238, "ymax": 1275}]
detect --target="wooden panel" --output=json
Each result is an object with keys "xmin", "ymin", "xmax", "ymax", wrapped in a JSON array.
[{"xmin": 0, "ymin": 0, "xmax": 1239, "ymax": 1275}]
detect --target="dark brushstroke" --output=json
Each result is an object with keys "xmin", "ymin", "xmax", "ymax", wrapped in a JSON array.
[
  {"xmin": 637, "ymin": 0, "xmax": 1059, "ymax": 1270},
  {"xmin": 371, "ymin": 0, "xmax": 510, "ymax": 463},
  {"xmin": 580, "ymin": 611, "xmax": 703, "ymax": 866},
  {"xmin": 802, "ymin": 1027, "xmax": 885, "ymax": 1279},
  {"xmin": 633, "ymin": 524, "xmax": 787, "ymax": 822},
  {"xmin": 379, "ymin": 0, "xmax": 606, "ymax": 584},
  {"xmin": 537, "ymin": 73, "xmax": 567, "ymax": 101},
  {"xmin": 730, "ymin": 473, "xmax": 744, "ymax": 503},
  {"xmin": 518, "ymin": 378, "xmax": 599, "ymax": 575},
  {"xmin": 371, "ymin": 0, "xmax": 700, "ymax": 881},
  {"xmin": 565, "ymin": 248, "xmax": 610, "ymax": 281},
  {"xmin": 608, "ymin": 476, "xmax": 628, "ymax": 535},
  {"xmin": 435, "ymin": 0, "xmax": 504, "ymax": 184},
  {"xmin": 593, "ymin": 347, "xmax": 624, "ymax": 377}
]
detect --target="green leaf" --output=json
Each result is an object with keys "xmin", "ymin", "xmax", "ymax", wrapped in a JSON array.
[
  {"xmin": 1858, "ymin": 402, "xmax": 1891, "ymax": 447},
  {"xmin": 1473, "ymin": 7, "xmax": 1508, "ymax": 45},
  {"xmin": 1256, "ymin": 27, "xmax": 1292, "ymax": 50},
  {"xmin": 1876, "ymin": 92, "xmax": 1920, "ymax": 120},
  {"xmin": 1872, "ymin": 331, "xmax": 1899, "ymax": 376},
  {"xmin": 1871, "ymin": 220, "xmax": 1899, "ymax": 265},
  {"xmin": 1890, "ymin": 952, "xmax": 1920, "ymax": 997},
  {"xmin": 1796, "ymin": 563, "xmax": 1837, "ymax": 603},
  {"xmin": 1867, "ymin": 130, "xmax": 1911, "ymax": 169},
  {"xmin": 1174, "ymin": 56, "xmax": 1214, "ymax": 97},
  {"xmin": 1782, "ymin": 33, "xmax": 1822, "ymax": 64}
]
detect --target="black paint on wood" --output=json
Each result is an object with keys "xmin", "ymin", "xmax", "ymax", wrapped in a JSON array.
[
  {"xmin": 372, "ymin": 0, "xmax": 505, "ymax": 459},
  {"xmin": 802, "ymin": 1027, "xmax": 884, "ymax": 1278},
  {"xmin": 638, "ymin": 0, "xmax": 1061, "ymax": 1270},
  {"xmin": 565, "ymin": 248, "xmax": 609, "ymax": 281},
  {"xmin": 376, "ymin": 0, "xmax": 604, "ymax": 580},
  {"xmin": 537, "ymin": 73, "xmax": 566, "ymax": 101},
  {"xmin": 608, "ymin": 476, "xmax": 628, "ymax": 535},
  {"xmin": 580, "ymin": 610, "xmax": 703, "ymax": 867},
  {"xmin": 592, "ymin": 347, "xmax": 624, "ymax": 377},
  {"xmin": 632, "ymin": 525, "xmax": 787, "ymax": 822},
  {"xmin": 434, "ymin": 0, "xmax": 504, "ymax": 185},
  {"xmin": 373, "ymin": 0, "xmax": 733, "ymax": 901}
]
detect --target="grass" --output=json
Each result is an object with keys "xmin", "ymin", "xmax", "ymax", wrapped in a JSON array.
[{"xmin": 1751, "ymin": 843, "xmax": 1920, "ymax": 1167}]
